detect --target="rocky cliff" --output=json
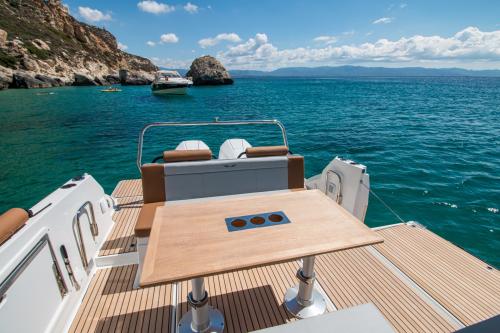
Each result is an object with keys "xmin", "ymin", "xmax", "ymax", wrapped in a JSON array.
[
  {"xmin": 0, "ymin": 0, "xmax": 157, "ymax": 89},
  {"xmin": 186, "ymin": 56, "xmax": 233, "ymax": 86}
]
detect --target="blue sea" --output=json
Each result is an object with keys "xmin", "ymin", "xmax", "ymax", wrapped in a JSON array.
[{"xmin": 0, "ymin": 77, "xmax": 498, "ymax": 267}]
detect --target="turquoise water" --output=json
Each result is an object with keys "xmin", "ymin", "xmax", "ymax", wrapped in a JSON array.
[{"xmin": 0, "ymin": 77, "xmax": 499, "ymax": 267}]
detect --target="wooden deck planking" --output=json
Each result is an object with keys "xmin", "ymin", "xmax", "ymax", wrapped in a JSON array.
[
  {"xmin": 85, "ymin": 180, "xmax": 500, "ymax": 332},
  {"xmin": 75, "ymin": 225, "xmax": 495, "ymax": 333},
  {"xmin": 315, "ymin": 247, "xmax": 459, "ymax": 333},
  {"xmin": 178, "ymin": 262, "xmax": 301, "ymax": 333},
  {"xmin": 112, "ymin": 179, "xmax": 143, "ymax": 198},
  {"xmin": 69, "ymin": 265, "xmax": 173, "ymax": 333},
  {"xmin": 99, "ymin": 196, "xmax": 142, "ymax": 256},
  {"xmin": 375, "ymin": 224, "xmax": 500, "ymax": 326}
]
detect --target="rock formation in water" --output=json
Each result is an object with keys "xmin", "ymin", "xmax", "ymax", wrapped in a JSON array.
[
  {"xmin": 186, "ymin": 55, "xmax": 233, "ymax": 86},
  {"xmin": 0, "ymin": 0, "xmax": 157, "ymax": 89}
]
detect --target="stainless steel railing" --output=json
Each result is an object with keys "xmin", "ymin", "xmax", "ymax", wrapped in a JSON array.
[{"xmin": 136, "ymin": 118, "xmax": 289, "ymax": 172}]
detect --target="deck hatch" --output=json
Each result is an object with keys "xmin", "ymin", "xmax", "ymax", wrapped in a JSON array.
[{"xmin": 225, "ymin": 211, "xmax": 291, "ymax": 232}]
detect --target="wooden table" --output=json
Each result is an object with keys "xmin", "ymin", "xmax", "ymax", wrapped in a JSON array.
[{"xmin": 141, "ymin": 189, "xmax": 383, "ymax": 332}]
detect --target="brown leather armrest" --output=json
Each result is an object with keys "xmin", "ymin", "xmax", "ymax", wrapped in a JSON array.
[
  {"xmin": 0, "ymin": 208, "xmax": 29, "ymax": 245},
  {"xmin": 245, "ymin": 145, "xmax": 289, "ymax": 158},
  {"xmin": 163, "ymin": 149, "xmax": 212, "ymax": 163},
  {"xmin": 135, "ymin": 202, "xmax": 164, "ymax": 237},
  {"xmin": 288, "ymin": 155, "xmax": 305, "ymax": 189}
]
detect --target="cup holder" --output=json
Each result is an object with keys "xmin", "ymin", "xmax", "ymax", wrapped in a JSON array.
[
  {"xmin": 268, "ymin": 214, "xmax": 283, "ymax": 223},
  {"xmin": 225, "ymin": 211, "xmax": 290, "ymax": 232},
  {"xmin": 231, "ymin": 219, "xmax": 246, "ymax": 228},
  {"xmin": 250, "ymin": 216, "xmax": 265, "ymax": 225}
]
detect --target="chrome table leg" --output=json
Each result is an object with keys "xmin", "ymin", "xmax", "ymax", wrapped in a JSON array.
[
  {"xmin": 178, "ymin": 277, "xmax": 224, "ymax": 333},
  {"xmin": 284, "ymin": 256, "xmax": 326, "ymax": 319}
]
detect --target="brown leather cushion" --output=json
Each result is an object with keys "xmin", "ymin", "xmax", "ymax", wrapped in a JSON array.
[
  {"xmin": 135, "ymin": 202, "xmax": 163, "ymax": 237},
  {"xmin": 0, "ymin": 208, "xmax": 29, "ymax": 245},
  {"xmin": 163, "ymin": 149, "xmax": 212, "ymax": 163},
  {"xmin": 245, "ymin": 146, "xmax": 289, "ymax": 158},
  {"xmin": 288, "ymin": 155, "xmax": 305, "ymax": 189},
  {"xmin": 141, "ymin": 164, "xmax": 166, "ymax": 204}
]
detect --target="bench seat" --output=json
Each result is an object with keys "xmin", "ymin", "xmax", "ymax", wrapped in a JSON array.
[
  {"xmin": 135, "ymin": 202, "xmax": 163, "ymax": 238},
  {"xmin": 252, "ymin": 303, "xmax": 395, "ymax": 333}
]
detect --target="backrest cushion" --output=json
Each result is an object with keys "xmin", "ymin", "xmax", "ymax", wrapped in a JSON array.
[
  {"xmin": 245, "ymin": 145, "xmax": 289, "ymax": 158},
  {"xmin": 141, "ymin": 164, "xmax": 166, "ymax": 204},
  {"xmin": 163, "ymin": 149, "xmax": 212, "ymax": 163}
]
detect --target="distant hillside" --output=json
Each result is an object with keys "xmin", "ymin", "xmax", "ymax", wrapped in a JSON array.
[
  {"xmin": 229, "ymin": 65, "xmax": 500, "ymax": 78},
  {"xmin": 0, "ymin": 0, "xmax": 157, "ymax": 89}
]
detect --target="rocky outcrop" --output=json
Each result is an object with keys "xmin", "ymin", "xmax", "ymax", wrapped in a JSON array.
[
  {"xmin": 0, "ymin": 0, "xmax": 157, "ymax": 89},
  {"xmin": 35, "ymin": 74, "xmax": 64, "ymax": 86},
  {"xmin": 11, "ymin": 72, "xmax": 51, "ymax": 88},
  {"xmin": 73, "ymin": 73, "xmax": 97, "ymax": 86},
  {"xmin": 105, "ymin": 74, "xmax": 120, "ymax": 84},
  {"xmin": 186, "ymin": 56, "xmax": 234, "ymax": 86},
  {"xmin": 119, "ymin": 69, "xmax": 154, "ymax": 85},
  {"xmin": 0, "ymin": 29, "xmax": 6, "ymax": 47},
  {"xmin": 0, "ymin": 69, "xmax": 12, "ymax": 89}
]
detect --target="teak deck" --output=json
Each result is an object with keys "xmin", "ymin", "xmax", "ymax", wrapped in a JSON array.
[
  {"xmin": 70, "ymin": 179, "xmax": 500, "ymax": 333},
  {"xmin": 140, "ymin": 190, "xmax": 383, "ymax": 286}
]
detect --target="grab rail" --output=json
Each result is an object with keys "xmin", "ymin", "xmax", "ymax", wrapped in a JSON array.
[{"xmin": 136, "ymin": 118, "xmax": 289, "ymax": 172}]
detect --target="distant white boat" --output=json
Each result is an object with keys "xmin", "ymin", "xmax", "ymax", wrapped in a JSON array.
[{"xmin": 151, "ymin": 70, "xmax": 193, "ymax": 95}]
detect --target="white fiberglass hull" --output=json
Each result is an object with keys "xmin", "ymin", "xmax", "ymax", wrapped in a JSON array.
[{"xmin": 152, "ymin": 86, "xmax": 188, "ymax": 95}]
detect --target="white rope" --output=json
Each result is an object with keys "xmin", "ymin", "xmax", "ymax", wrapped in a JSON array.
[{"xmin": 360, "ymin": 181, "xmax": 406, "ymax": 224}]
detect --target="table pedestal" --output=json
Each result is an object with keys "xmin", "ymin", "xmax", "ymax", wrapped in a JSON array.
[
  {"xmin": 178, "ymin": 277, "xmax": 224, "ymax": 333},
  {"xmin": 284, "ymin": 256, "xmax": 327, "ymax": 319}
]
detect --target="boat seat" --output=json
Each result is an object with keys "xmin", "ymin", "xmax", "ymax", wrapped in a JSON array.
[
  {"xmin": 136, "ymin": 154, "xmax": 304, "ymax": 236},
  {"xmin": 253, "ymin": 303, "xmax": 395, "ymax": 333},
  {"xmin": 133, "ymin": 154, "xmax": 305, "ymax": 288},
  {"xmin": 0, "ymin": 208, "xmax": 29, "ymax": 245},
  {"xmin": 163, "ymin": 149, "xmax": 212, "ymax": 163},
  {"xmin": 175, "ymin": 140, "xmax": 210, "ymax": 151},
  {"xmin": 245, "ymin": 145, "xmax": 289, "ymax": 158},
  {"xmin": 135, "ymin": 202, "xmax": 163, "ymax": 237}
]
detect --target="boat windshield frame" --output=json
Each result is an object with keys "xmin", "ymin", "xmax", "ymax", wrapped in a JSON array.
[
  {"xmin": 136, "ymin": 119, "xmax": 289, "ymax": 172},
  {"xmin": 157, "ymin": 72, "xmax": 181, "ymax": 79}
]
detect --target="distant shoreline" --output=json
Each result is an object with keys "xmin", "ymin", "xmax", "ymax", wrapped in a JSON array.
[
  {"xmin": 229, "ymin": 75, "xmax": 500, "ymax": 79},
  {"xmin": 167, "ymin": 65, "xmax": 500, "ymax": 79}
]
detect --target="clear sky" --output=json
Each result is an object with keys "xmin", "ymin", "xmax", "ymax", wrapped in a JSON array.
[{"xmin": 64, "ymin": 0, "xmax": 500, "ymax": 70}]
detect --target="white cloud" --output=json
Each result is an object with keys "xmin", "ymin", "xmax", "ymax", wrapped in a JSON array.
[
  {"xmin": 198, "ymin": 33, "xmax": 241, "ymax": 48},
  {"xmin": 160, "ymin": 33, "xmax": 179, "ymax": 43},
  {"xmin": 400, "ymin": 3, "xmax": 407, "ymax": 9},
  {"xmin": 146, "ymin": 41, "xmax": 156, "ymax": 47},
  {"xmin": 151, "ymin": 57, "xmax": 191, "ymax": 69},
  {"xmin": 184, "ymin": 2, "xmax": 198, "ymax": 13},
  {"xmin": 137, "ymin": 1, "xmax": 174, "ymax": 14},
  {"xmin": 117, "ymin": 42, "xmax": 128, "ymax": 51},
  {"xmin": 217, "ymin": 27, "xmax": 500, "ymax": 69},
  {"xmin": 313, "ymin": 36, "xmax": 338, "ymax": 45},
  {"xmin": 78, "ymin": 6, "xmax": 111, "ymax": 22},
  {"xmin": 373, "ymin": 17, "xmax": 393, "ymax": 24}
]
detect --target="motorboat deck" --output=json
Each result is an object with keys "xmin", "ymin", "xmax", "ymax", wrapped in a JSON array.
[
  {"xmin": 68, "ymin": 179, "xmax": 499, "ymax": 333},
  {"xmin": 1, "ymin": 120, "xmax": 498, "ymax": 333}
]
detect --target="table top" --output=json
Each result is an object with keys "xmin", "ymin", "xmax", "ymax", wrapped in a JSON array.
[{"xmin": 140, "ymin": 189, "xmax": 383, "ymax": 286}]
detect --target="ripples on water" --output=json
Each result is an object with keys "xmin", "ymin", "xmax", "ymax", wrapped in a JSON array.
[{"xmin": 0, "ymin": 77, "xmax": 499, "ymax": 267}]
